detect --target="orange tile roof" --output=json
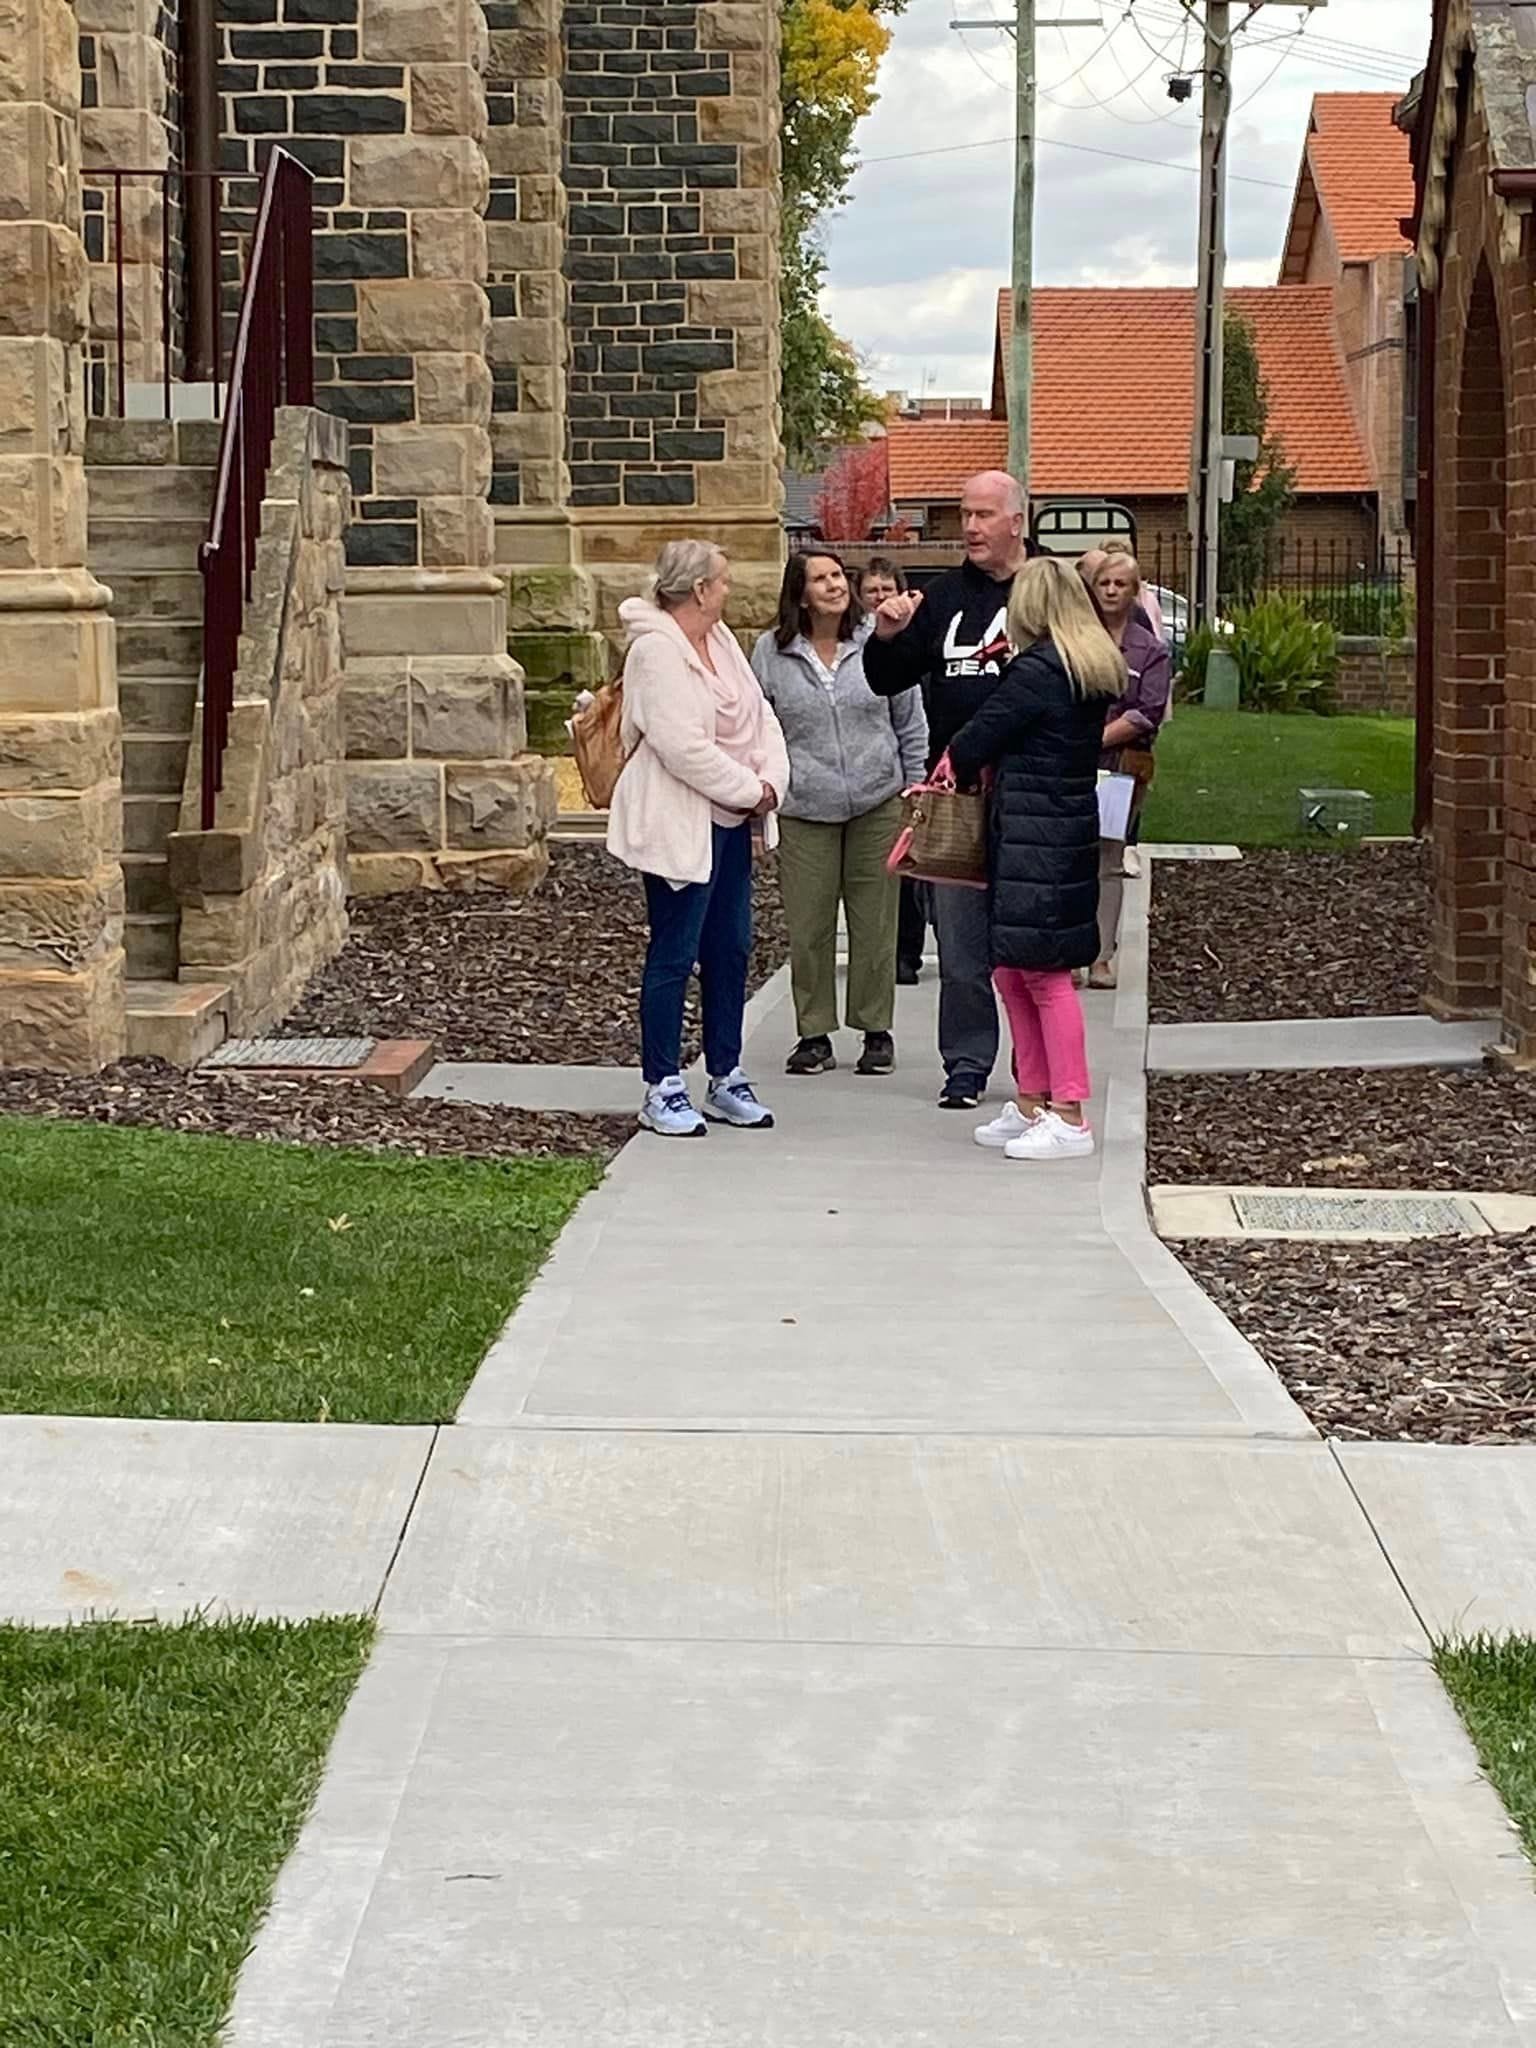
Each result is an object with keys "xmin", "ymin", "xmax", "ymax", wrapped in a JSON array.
[
  {"xmin": 885, "ymin": 286, "xmax": 1373, "ymax": 502},
  {"xmin": 1303, "ymin": 92, "xmax": 1415, "ymax": 262}
]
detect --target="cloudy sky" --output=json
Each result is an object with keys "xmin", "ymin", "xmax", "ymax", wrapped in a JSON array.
[{"xmin": 823, "ymin": 0, "xmax": 1431, "ymax": 399}]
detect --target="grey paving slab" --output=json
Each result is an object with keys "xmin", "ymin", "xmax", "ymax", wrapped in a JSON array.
[
  {"xmin": 412, "ymin": 1061, "xmax": 642, "ymax": 1113},
  {"xmin": 1148, "ymin": 1012, "xmax": 1494, "ymax": 1074},
  {"xmin": 1338, "ymin": 1444, "xmax": 1536, "ymax": 1637},
  {"xmin": 225, "ymin": 1637, "xmax": 1536, "ymax": 2048},
  {"xmin": 383, "ymin": 1433, "xmax": 1419, "ymax": 1655},
  {"xmin": 0, "ymin": 1415, "xmax": 432, "ymax": 1624}
]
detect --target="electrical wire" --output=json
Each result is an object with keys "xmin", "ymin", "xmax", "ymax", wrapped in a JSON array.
[{"xmin": 855, "ymin": 126, "xmax": 1294, "ymax": 188}]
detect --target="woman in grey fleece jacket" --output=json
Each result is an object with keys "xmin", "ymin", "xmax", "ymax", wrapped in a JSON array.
[{"xmin": 751, "ymin": 551, "xmax": 928, "ymax": 1077}]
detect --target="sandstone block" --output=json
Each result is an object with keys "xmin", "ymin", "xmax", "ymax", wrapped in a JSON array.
[
  {"xmin": 483, "ymin": 124, "xmax": 558, "ymax": 182},
  {"xmin": 409, "ymin": 209, "xmax": 488, "ymax": 285},
  {"xmin": 699, "ymin": 96, "xmax": 766, "ymax": 143},
  {"xmin": 362, "ymin": 0, "xmax": 471, "ymax": 65},
  {"xmin": 345, "ymin": 589, "xmax": 505, "ymax": 661},
  {"xmin": 348, "ymin": 848, "xmax": 440, "ymax": 895},
  {"xmin": 177, "ymin": 891, "xmax": 257, "ymax": 968},
  {"xmin": 504, "ymin": 563, "xmax": 594, "ymax": 633},
  {"xmin": 0, "ymin": 780, "xmax": 117, "ymax": 881},
  {"xmin": 436, "ymin": 844, "xmax": 547, "ymax": 896},
  {"xmin": 0, "ymin": 104, "xmax": 77, "ymax": 228},
  {"xmin": 410, "ymin": 663, "xmax": 508, "ymax": 759},
  {"xmin": 0, "ymin": 339, "xmax": 70, "ymax": 457},
  {"xmin": 0, "ymin": 709, "xmax": 119, "ymax": 793},
  {"xmin": 697, "ymin": 367, "xmax": 761, "ymax": 419},
  {"xmin": 488, "ymin": 317, "xmax": 556, "ymax": 370},
  {"xmin": 373, "ymin": 423, "xmax": 491, "ymax": 500},
  {"xmin": 410, "ymin": 63, "xmax": 486, "ymax": 136},
  {"xmin": 346, "ymin": 760, "xmax": 443, "ymax": 853},
  {"xmin": 699, "ymin": 3, "xmax": 772, "ymax": 49},
  {"xmin": 0, "ymin": 0, "xmax": 82, "ymax": 119},
  {"xmin": 484, "ymin": 222, "xmax": 560, "ymax": 276},
  {"xmin": 490, "ymin": 411, "xmax": 559, "ymax": 466},
  {"xmin": 419, "ymin": 497, "xmax": 493, "ymax": 569},
  {"xmin": 487, "ymin": 25, "xmax": 558, "ymax": 77},
  {"xmin": 0, "ymin": 949, "xmax": 125, "ymax": 1072},
  {"xmin": 416, "ymin": 352, "xmax": 493, "ymax": 428},
  {"xmin": 686, "ymin": 279, "xmax": 771, "ymax": 329},
  {"xmin": 700, "ymin": 188, "xmax": 772, "ymax": 239},
  {"xmin": 444, "ymin": 756, "xmax": 554, "ymax": 851},
  {"xmin": 0, "ymin": 868, "xmax": 123, "ymax": 970},
  {"xmin": 517, "ymin": 175, "xmax": 563, "ymax": 227},
  {"xmin": 356, "ymin": 279, "xmax": 487, "ymax": 357},
  {"xmin": 515, "ymin": 365, "xmax": 560, "ymax": 415},
  {"xmin": 0, "ymin": 221, "xmax": 85, "ymax": 344},
  {"xmin": 727, "ymin": 408, "xmax": 779, "ymax": 463},
  {"xmin": 351, "ymin": 136, "xmax": 488, "ymax": 213},
  {"xmin": 517, "ymin": 272, "xmax": 561, "ymax": 324},
  {"xmin": 0, "ymin": 454, "xmax": 86, "ymax": 571},
  {"xmin": 341, "ymin": 672, "xmax": 408, "ymax": 760},
  {"xmin": 697, "ymin": 460, "xmax": 779, "ymax": 512},
  {"xmin": 735, "ymin": 234, "xmax": 772, "ymax": 282}
]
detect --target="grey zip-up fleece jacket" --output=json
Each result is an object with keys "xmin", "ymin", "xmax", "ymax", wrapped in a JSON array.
[{"xmin": 750, "ymin": 624, "xmax": 929, "ymax": 825}]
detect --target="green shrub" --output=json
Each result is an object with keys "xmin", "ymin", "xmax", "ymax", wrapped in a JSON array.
[
  {"xmin": 1296, "ymin": 581, "xmax": 1410, "ymax": 640},
  {"xmin": 1228, "ymin": 595, "xmax": 1339, "ymax": 714}
]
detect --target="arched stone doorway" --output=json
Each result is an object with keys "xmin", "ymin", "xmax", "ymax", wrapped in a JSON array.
[{"xmin": 1428, "ymin": 259, "xmax": 1507, "ymax": 1019}]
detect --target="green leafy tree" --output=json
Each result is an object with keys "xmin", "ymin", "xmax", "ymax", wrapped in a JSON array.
[
  {"xmin": 779, "ymin": 0, "xmax": 905, "ymax": 465},
  {"xmin": 1220, "ymin": 311, "xmax": 1296, "ymax": 607}
]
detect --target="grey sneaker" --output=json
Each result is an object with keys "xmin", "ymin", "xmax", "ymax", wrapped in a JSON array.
[
  {"xmin": 638, "ymin": 1076, "xmax": 706, "ymax": 1138},
  {"xmin": 704, "ymin": 1068, "xmax": 775, "ymax": 1128}
]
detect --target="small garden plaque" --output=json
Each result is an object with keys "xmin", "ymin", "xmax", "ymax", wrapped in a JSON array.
[{"xmin": 205, "ymin": 1037, "xmax": 378, "ymax": 1071}]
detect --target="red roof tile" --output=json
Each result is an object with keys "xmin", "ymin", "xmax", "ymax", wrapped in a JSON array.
[
  {"xmin": 1303, "ymin": 92, "xmax": 1415, "ymax": 263},
  {"xmin": 884, "ymin": 287, "xmax": 1373, "ymax": 503}
]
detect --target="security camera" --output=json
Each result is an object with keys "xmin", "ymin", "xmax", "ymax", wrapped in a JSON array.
[{"xmin": 1167, "ymin": 74, "xmax": 1194, "ymax": 103}]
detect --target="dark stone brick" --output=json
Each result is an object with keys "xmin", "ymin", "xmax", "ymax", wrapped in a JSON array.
[
  {"xmin": 228, "ymin": 25, "xmax": 318, "ymax": 54},
  {"xmin": 570, "ymin": 484, "xmax": 622, "ymax": 508},
  {"xmin": 219, "ymin": 0, "xmax": 283, "ymax": 22},
  {"xmin": 362, "ymin": 497, "xmax": 416, "ymax": 519},
  {"xmin": 331, "ymin": 26, "xmax": 357, "ymax": 53},
  {"xmin": 332, "ymin": 211, "xmax": 364, "ymax": 230},
  {"xmin": 490, "ymin": 473, "xmax": 522, "ymax": 507},
  {"xmin": 571, "ymin": 463, "xmax": 622, "ymax": 486},
  {"xmin": 325, "ymin": 63, "xmax": 404, "ymax": 87},
  {"xmin": 347, "ymin": 447, "xmax": 373, "ymax": 496},
  {"xmin": 611, "ymin": 113, "xmax": 674, "ymax": 143},
  {"xmin": 313, "ymin": 281, "xmax": 357, "ymax": 311},
  {"xmin": 485, "ymin": 190, "xmax": 517, "ymax": 220},
  {"xmin": 262, "ymin": 132, "xmax": 343, "ymax": 177},
  {"xmin": 488, "ymin": 285, "xmax": 518, "ymax": 316},
  {"xmin": 589, "ymin": 372, "xmax": 638, "ymax": 394},
  {"xmin": 601, "ymin": 51, "xmax": 647, "ymax": 73},
  {"xmin": 79, "ymin": 34, "xmax": 95, "ymax": 64},
  {"xmin": 571, "ymin": 282, "xmax": 624, "ymax": 305},
  {"xmin": 339, "ymin": 354, "xmax": 412, "ymax": 381},
  {"xmin": 562, "ymin": 71, "xmax": 639, "ymax": 99},
  {"xmin": 293, "ymin": 93, "xmax": 403, "ymax": 132},
  {"xmin": 639, "ymin": 301, "xmax": 685, "ymax": 326},
  {"xmin": 284, "ymin": 0, "xmax": 357, "ymax": 19},
  {"xmin": 233, "ymin": 95, "xmax": 289, "ymax": 132},
  {"xmin": 366, "ymin": 211, "xmax": 406, "ymax": 228},
  {"xmin": 319, "ymin": 381, "xmax": 415, "ymax": 424},
  {"xmin": 666, "ymin": 204, "xmax": 701, "ymax": 234},
  {"xmin": 624, "ymin": 472, "xmax": 695, "ymax": 507},
  {"xmin": 314, "ymin": 231, "xmax": 407, "ymax": 279},
  {"xmin": 661, "ymin": 144, "xmax": 735, "ymax": 167},
  {"xmin": 569, "ymin": 253, "xmax": 617, "ymax": 281},
  {"xmin": 266, "ymin": 64, "xmax": 317, "ymax": 87},
  {"xmin": 346, "ymin": 522, "xmax": 417, "ymax": 566},
  {"xmin": 221, "ymin": 64, "xmax": 259, "ymax": 91},
  {"xmin": 600, "ymin": 344, "xmax": 640, "ymax": 372},
  {"xmin": 607, "ymin": 166, "xmax": 687, "ymax": 192},
  {"xmin": 589, "ymin": 439, "xmax": 646, "ymax": 463},
  {"xmin": 678, "ymin": 164, "xmax": 735, "ymax": 188},
  {"xmin": 569, "ymin": 114, "xmax": 611, "ymax": 142},
  {"xmin": 569, "ymin": 203, "xmax": 626, "ymax": 236},
  {"xmin": 315, "ymin": 317, "xmax": 358, "ymax": 353},
  {"xmin": 676, "ymin": 252, "xmax": 733, "ymax": 279},
  {"xmin": 655, "ymin": 429, "xmax": 724, "ymax": 462},
  {"xmin": 618, "ymin": 254, "xmax": 672, "ymax": 281},
  {"xmin": 567, "ymin": 23, "xmax": 630, "ymax": 49},
  {"xmin": 612, "ymin": 392, "xmax": 678, "ymax": 419}
]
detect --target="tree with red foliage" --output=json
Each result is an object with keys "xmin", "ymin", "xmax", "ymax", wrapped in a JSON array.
[{"xmin": 811, "ymin": 436, "xmax": 890, "ymax": 542}]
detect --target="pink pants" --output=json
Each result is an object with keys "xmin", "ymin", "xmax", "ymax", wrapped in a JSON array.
[{"xmin": 992, "ymin": 967, "xmax": 1092, "ymax": 1105}]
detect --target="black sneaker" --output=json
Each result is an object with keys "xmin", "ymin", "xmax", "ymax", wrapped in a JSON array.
[
  {"xmin": 855, "ymin": 1031, "xmax": 895, "ymax": 1076},
  {"xmin": 896, "ymin": 960, "xmax": 921, "ymax": 986},
  {"xmin": 785, "ymin": 1035, "xmax": 836, "ymax": 1075},
  {"xmin": 938, "ymin": 1071, "xmax": 985, "ymax": 1110}
]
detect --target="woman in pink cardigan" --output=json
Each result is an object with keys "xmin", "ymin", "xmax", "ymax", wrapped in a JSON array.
[{"xmin": 607, "ymin": 539, "xmax": 791, "ymax": 1138}]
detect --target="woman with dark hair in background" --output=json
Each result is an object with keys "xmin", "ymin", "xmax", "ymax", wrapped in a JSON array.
[
  {"xmin": 752, "ymin": 552, "xmax": 928, "ymax": 1077},
  {"xmin": 858, "ymin": 556, "xmax": 928, "ymax": 986}
]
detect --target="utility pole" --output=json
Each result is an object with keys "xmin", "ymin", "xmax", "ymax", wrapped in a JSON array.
[
  {"xmin": 952, "ymin": 13, "xmax": 1099, "ymax": 503},
  {"xmin": 1189, "ymin": 0, "xmax": 1230, "ymax": 629}
]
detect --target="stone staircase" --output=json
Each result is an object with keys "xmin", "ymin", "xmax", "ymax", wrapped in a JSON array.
[{"xmin": 87, "ymin": 417, "xmax": 232, "ymax": 1063}]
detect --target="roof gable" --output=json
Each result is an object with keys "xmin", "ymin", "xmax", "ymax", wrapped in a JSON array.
[{"xmin": 1281, "ymin": 93, "xmax": 1415, "ymax": 277}]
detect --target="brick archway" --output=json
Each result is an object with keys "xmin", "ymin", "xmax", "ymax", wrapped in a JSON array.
[{"xmin": 1428, "ymin": 259, "xmax": 1508, "ymax": 1016}]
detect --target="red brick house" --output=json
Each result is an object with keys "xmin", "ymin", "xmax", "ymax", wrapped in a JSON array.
[
  {"xmin": 885, "ymin": 286, "xmax": 1379, "ymax": 581},
  {"xmin": 1279, "ymin": 93, "xmax": 1418, "ymax": 546},
  {"xmin": 1403, "ymin": 0, "xmax": 1536, "ymax": 1061}
]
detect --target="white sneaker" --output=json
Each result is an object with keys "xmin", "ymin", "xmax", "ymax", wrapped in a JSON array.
[
  {"xmin": 704, "ymin": 1067, "xmax": 775, "ymax": 1129},
  {"xmin": 974, "ymin": 1101, "xmax": 1040, "ymax": 1150},
  {"xmin": 1122, "ymin": 846, "xmax": 1142, "ymax": 879},
  {"xmin": 1004, "ymin": 1110, "xmax": 1096, "ymax": 1161},
  {"xmin": 639, "ymin": 1076, "xmax": 706, "ymax": 1138}
]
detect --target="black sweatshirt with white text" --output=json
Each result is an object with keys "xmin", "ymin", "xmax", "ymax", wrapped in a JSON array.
[{"xmin": 862, "ymin": 558, "xmax": 1017, "ymax": 768}]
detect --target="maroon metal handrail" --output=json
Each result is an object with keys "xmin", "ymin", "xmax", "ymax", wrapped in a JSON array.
[{"xmin": 198, "ymin": 149, "xmax": 314, "ymax": 830}]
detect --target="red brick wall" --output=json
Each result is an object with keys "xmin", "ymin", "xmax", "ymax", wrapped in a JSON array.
[{"xmin": 1335, "ymin": 639, "xmax": 1415, "ymax": 716}]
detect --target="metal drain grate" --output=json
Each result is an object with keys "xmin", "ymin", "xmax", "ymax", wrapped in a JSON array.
[
  {"xmin": 205, "ymin": 1035, "xmax": 377, "ymax": 1070},
  {"xmin": 1231, "ymin": 1191, "xmax": 1483, "ymax": 1237}
]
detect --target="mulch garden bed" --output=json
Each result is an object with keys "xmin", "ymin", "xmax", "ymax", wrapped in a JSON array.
[
  {"xmin": 1180, "ymin": 1233, "xmax": 1536, "ymax": 1444},
  {"xmin": 0, "ymin": 1059, "xmax": 631, "ymax": 1162},
  {"xmin": 1149, "ymin": 843, "xmax": 1431, "ymax": 1024},
  {"xmin": 282, "ymin": 840, "xmax": 790, "ymax": 1065},
  {"xmin": 1148, "ymin": 1066, "xmax": 1536, "ymax": 1196}
]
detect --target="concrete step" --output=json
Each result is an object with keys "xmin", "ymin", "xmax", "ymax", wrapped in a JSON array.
[
  {"xmin": 87, "ymin": 465, "xmax": 215, "ymax": 521},
  {"xmin": 87, "ymin": 417, "xmax": 225, "ymax": 468},
  {"xmin": 125, "ymin": 978, "xmax": 229, "ymax": 1065},
  {"xmin": 121, "ymin": 851, "xmax": 176, "ymax": 917},
  {"xmin": 108, "ymin": 570, "xmax": 203, "ymax": 622},
  {"xmin": 89, "ymin": 518, "xmax": 206, "ymax": 574},
  {"xmin": 125, "ymin": 911, "xmax": 179, "ymax": 979},
  {"xmin": 123, "ymin": 732, "xmax": 191, "ymax": 797},
  {"xmin": 123, "ymin": 792, "xmax": 180, "ymax": 854},
  {"xmin": 120, "ymin": 675, "xmax": 198, "ymax": 738},
  {"xmin": 117, "ymin": 620, "xmax": 202, "ymax": 676}
]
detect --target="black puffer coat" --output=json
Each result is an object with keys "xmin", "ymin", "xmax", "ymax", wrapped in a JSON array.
[{"xmin": 946, "ymin": 639, "xmax": 1110, "ymax": 971}]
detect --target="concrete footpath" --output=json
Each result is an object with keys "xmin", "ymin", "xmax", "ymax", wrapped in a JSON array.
[{"xmin": 219, "ymin": 883, "xmax": 1536, "ymax": 2048}]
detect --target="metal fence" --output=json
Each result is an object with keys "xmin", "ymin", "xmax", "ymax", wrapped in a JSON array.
[{"xmin": 1141, "ymin": 535, "xmax": 1414, "ymax": 639}]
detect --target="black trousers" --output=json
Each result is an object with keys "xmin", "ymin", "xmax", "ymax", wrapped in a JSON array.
[{"xmin": 897, "ymin": 878, "xmax": 928, "ymax": 971}]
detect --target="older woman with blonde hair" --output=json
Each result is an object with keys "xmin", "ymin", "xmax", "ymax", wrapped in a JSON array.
[
  {"xmin": 1088, "ymin": 549, "xmax": 1172, "ymax": 987},
  {"xmin": 607, "ymin": 539, "xmax": 790, "ymax": 1138},
  {"xmin": 945, "ymin": 557, "xmax": 1125, "ymax": 1161}
]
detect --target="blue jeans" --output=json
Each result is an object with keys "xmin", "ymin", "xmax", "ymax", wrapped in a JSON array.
[{"xmin": 640, "ymin": 822, "xmax": 753, "ymax": 1085}]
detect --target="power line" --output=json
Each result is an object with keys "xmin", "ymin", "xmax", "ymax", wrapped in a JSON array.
[{"xmin": 856, "ymin": 127, "xmax": 1294, "ymax": 187}]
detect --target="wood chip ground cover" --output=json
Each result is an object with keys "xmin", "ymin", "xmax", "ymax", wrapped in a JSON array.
[
  {"xmin": 282, "ymin": 841, "xmax": 790, "ymax": 1065},
  {"xmin": 1148, "ymin": 843, "xmax": 1430, "ymax": 1023}
]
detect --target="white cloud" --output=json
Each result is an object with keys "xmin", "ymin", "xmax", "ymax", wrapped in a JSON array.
[{"xmin": 825, "ymin": 0, "xmax": 1430, "ymax": 397}]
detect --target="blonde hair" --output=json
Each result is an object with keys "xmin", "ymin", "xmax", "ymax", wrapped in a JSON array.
[
  {"xmin": 1094, "ymin": 548, "xmax": 1143, "ymax": 591},
  {"xmin": 652, "ymin": 538, "xmax": 726, "ymax": 610},
  {"xmin": 1007, "ymin": 557, "xmax": 1127, "ymax": 699}
]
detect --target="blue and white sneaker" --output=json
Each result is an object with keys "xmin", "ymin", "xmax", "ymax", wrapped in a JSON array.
[
  {"xmin": 638, "ymin": 1075, "xmax": 706, "ymax": 1138},
  {"xmin": 704, "ymin": 1067, "xmax": 775, "ymax": 1129}
]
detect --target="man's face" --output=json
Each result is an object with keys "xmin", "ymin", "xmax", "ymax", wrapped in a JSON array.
[
  {"xmin": 859, "ymin": 572, "xmax": 898, "ymax": 608},
  {"xmin": 961, "ymin": 483, "xmax": 1023, "ymax": 574}
]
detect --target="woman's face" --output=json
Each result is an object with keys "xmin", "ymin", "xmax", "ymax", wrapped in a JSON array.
[
  {"xmin": 1093, "ymin": 562, "xmax": 1138, "ymax": 621},
  {"xmin": 694, "ymin": 556, "xmax": 731, "ymax": 624},
  {"xmin": 859, "ymin": 571, "xmax": 899, "ymax": 609},
  {"xmin": 802, "ymin": 555, "xmax": 851, "ymax": 622}
]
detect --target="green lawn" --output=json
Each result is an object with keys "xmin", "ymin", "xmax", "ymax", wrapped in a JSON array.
[
  {"xmin": 1, "ymin": 1615, "xmax": 372, "ymax": 2046},
  {"xmin": 0, "ymin": 1117, "xmax": 601, "ymax": 1422},
  {"xmin": 1437, "ymin": 1635, "xmax": 1536, "ymax": 1871},
  {"xmin": 1141, "ymin": 706, "xmax": 1415, "ymax": 846}
]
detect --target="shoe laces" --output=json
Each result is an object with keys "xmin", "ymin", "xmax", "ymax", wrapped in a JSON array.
[
  {"xmin": 656, "ymin": 1084, "xmax": 692, "ymax": 1115},
  {"xmin": 716, "ymin": 1071, "xmax": 757, "ymax": 1102}
]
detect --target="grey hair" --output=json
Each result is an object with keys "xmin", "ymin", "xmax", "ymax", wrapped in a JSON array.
[
  {"xmin": 651, "ymin": 538, "xmax": 727, "ymax": 609},
  {"xmin": 962, "ymin": 468, "xmax": 1025, "ymax": 517}
]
